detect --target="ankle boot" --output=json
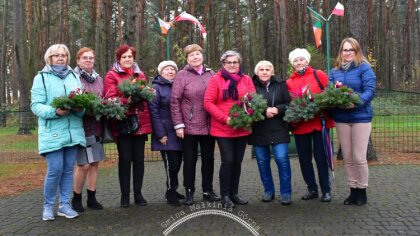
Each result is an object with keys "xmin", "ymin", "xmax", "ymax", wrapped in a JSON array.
[
  {"xmin": 184, "ymin": 189, "xmax": 194, "ymax": 205},
  {"xmin": 344, "ymin": 188, "xmax": 358, "ymax": 205},
  {"xmin": 87, "ymin": 189, "xmax": 103, "ymax": 210},
  {"xmin": 134, "ymin": 192, "xmax": 147, "ymax": 206},
  {"xmin": 120, "ymin": 194, "xmax": 130, "ymax": 208},
  {"xmin": 166, "ymin": 190, "xmax": 181, "ymax": 206},
  {"xmin": 356, "ymin": 188, "xmax": 367, "ymax": 206},
  {"xmin": 71, "ymin": 191, "xmax": 84, "ymax": 212}
]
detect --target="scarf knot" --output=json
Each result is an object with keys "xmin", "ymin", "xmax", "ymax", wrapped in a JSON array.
[{"xmin": 221, "ymin": 68, "xmax": 242, "ymax": 100}]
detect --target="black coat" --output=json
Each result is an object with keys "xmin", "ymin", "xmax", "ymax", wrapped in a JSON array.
[{"xmin": 248, "ymin": 75, "xmax": 291, "ymax": 146}]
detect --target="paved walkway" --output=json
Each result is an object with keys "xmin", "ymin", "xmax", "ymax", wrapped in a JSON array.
[{"xmin": 1, "ymin": 147, "xmax": 420, "ymax": 235}]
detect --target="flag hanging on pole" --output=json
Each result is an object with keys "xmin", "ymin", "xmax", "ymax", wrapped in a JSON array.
[
  {"xmin": 309, "ymin": 10, "xmax": 323, "ymax": 48},
  {"xmin": 156, "ymin": 17, "xmax": 173, "ymax": 35},
  {"xmin": 174, "ymin": 12, "xmax": 207, "ymax": 38},
  {"xmin": 331, "ymin": 2, "xmax": 344, "ymax": 16}
]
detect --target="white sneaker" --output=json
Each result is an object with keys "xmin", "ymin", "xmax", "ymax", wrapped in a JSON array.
[
  {"xmin": 57, "ymin": 204, "xmax": 79, "ymax": 219},
  {"xmin": 42, "ymin": 205, "xmax": 55, "ymax": 221}
]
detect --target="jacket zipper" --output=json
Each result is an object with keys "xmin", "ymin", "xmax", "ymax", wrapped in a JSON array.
[{"xmin": 63, "ymin": 83, "xmax": 73, "ymax": 143}]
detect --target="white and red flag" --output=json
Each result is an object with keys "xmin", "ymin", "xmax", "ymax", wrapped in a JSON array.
[
  {"xmin": 331, "ymin": 2, "xmax": 344, "ymax": 16},
  {"xmin": 174, "ymin": 12, "xmax": 207, "ymax": 38}
]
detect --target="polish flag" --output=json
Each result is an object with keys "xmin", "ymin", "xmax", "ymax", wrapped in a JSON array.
[
  {"xmin": 331, "ymin": 2, "xmax": 344, "ymax": 16},
  {"xmin": 174, "ymin": 12, "xmax": 207, "ymax": 38}
]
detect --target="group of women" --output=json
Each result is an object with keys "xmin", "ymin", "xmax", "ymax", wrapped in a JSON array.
[{"xmin": 31, "ymin": 37, "xmax": 376, "ymax": 221}]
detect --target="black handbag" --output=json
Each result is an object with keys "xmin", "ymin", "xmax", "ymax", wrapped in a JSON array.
[
  {"xmin": 101, "ymin": 121, "xmax": 115, "ymax": 143},
  {"xmin": 115, "ymin": 114, "xmax": 139, "ymax": 135}
]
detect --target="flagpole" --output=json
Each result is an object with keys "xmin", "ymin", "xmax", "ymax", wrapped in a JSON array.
[{"xmin": 166, "ymin": 29, "xmax": 171, "ymax": 60}]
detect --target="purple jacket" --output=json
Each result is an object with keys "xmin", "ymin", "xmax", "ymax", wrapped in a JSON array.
[
  {"xmin": 149, "ymin": 75, "xmax": 182, "ymax": 151},
  {"xmin": 76, "ymin": 67, "xmax": 104, "ymax": 137},
  {"xmin": 170, "ymin": 65, "xmax": 215, "ymax": 135}
]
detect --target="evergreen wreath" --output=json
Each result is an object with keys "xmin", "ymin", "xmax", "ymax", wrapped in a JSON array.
[
  {"xmin": 228, "ymin": 93, "xmax": 267, "ymax": 130},
  {"xmin": 91, "ymin": 97, "xmax": 127, "ymax": 121},
  {"xmin": 315, "ymin": 81, "xmax": 361, "ymax": 109},
  {"xmin": 51, "ymin": 88, "xmax": 97, "ymax": 110},
  {"xmin": 283, "ymin": 88, "xmax": 319, "ymax": 123},
  {"xmin": 118, "ymin": 78, "xmax": 155, "ymax": 103}
]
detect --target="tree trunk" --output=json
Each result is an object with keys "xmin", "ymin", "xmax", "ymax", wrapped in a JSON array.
[
  {"xmin": 94, "ymin": 0, "xmax": 102, "ymax": 74},
  {"xmin": 13, "ymin": 0, "xmax": 31, "ymax": 135},
  {"xmin": 274, "ymin": 0, "xmax": 287, "ymax": 79},
  {"xmin": 0, "ymin": 0, "xmax": 9, "ymax": 126},
  {"xmin": 402, "ymin": 0, "xmax": 414, "ymax": 83}
]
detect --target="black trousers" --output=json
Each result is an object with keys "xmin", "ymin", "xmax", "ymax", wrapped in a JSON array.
[
  {"xmin": 217, "ymin": 136, "xmax": 248, "ymax": 197},
  {"xmin": 161, "ymin": 150, "xmax": 183, "ymax": 191},
  {"xmin": 182, "ymin": 134, "xmax": 215, "ymax": 192},
  {"xmin": 116, "ymin": 135, "xmax": 147, "ymax": 195},
  {"xmin": 294, "ymin": 131, "xmax": 331, "ymax": 194}
]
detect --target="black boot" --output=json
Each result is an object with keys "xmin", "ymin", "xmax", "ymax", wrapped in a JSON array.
[
  {"xmin": 166, "ymin": 190, "xmax": 181, "ymax": 206},
  {"xmin": 184, "ymin": 189, "xmax": 194, "ymax": 205},
  {"xmin": 344, "ymin": 188, "xmax": 358, "ymax": 205},
  {"xmin": 221, "ymin": 196, "xmax": 235, "ymax": 208},
  {"xmin": 71, "ymin": 191, "xmax": 84, "ymax": 212},
  {"xmin": 176, "ymin": 192, "xmax": 185, "ymax": 200},
  {"xmin": 120, "ymin": 194, "xmax": 130, "ymax": 208},
  {"xmin": 356, "ymin": 188, "xmax": 367, "ymax": 206},
  {"xmin": 134, "ymin": 192, "xmax": 147, "ymax": 206},
  {"xmin": 87, "ymin": 189, "xmax": 103, "ymax": 210}
]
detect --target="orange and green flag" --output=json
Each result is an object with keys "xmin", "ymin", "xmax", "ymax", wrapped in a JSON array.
[{"xmin": 310, "ymin": 10, "xmax": 323, "ymax": 48}]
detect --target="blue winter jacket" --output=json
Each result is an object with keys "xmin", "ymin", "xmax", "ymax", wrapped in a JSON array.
[
  {"xmin": 329, "ymin": 62, "xmax": 376, "ymax": 123},
  {"xmin": 31, "ymin": 66, "xmax": 86, "ymax": 155},
  {"xmin": 149, "ymin": 75, "xmax": 182, "ymax": 151}
]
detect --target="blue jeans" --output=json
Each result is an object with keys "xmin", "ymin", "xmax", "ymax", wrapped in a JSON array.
[
  {"xmin": 254, "ymin": 143, "xmax": 291, "ymax": 197},
  {"xmin": 43, "ymin": 146, "xmax": 78, "ymax": 207}
]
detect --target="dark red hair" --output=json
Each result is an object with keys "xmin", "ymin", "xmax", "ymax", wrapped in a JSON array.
[{"xmin": 116, "ymin": 45, "xmax": 136, "ymax": 60}]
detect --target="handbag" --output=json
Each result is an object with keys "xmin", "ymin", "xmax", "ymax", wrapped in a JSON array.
[
  {"xmin": 115, "ymin": 114, "xmax": 139, "ymax": 136},
  {"xmin": 101, "ymin": 121, "xmax": 115, "ymax": 143}
]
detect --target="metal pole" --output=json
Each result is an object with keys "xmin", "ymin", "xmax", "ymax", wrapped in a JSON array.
[
  {"xmin": 326, "ymin": 20, "xmax": 331, "ymax": 76},
  {"xmin": 166, "ymin": 29, "xmax": 171, "ymax": 60}
]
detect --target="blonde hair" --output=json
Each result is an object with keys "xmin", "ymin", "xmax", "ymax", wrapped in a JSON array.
[
  {"xmin": 44, "ymin": 44, "xmax": 70, "ymax": 65},
  {"xmin": 335, "ymin": 37, "xmax": 369, "ymax": 69},
  {"xmin": 183, "ymin": 44, "xmax": 203, "ymax": 57},
  {"xmin": 254, "ymin": 60, "xmax": 274, "ymax": 75}
]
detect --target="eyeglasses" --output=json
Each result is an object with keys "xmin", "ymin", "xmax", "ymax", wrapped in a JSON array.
[
  {"xmin": 81, "ymin": 56, "xmax": 95, "ymax": 60},
  {"xmin": 51, "ymin": 54, "xmax": 67, "ymax": 58},
  {"xmin": 224, "ymin": 61, "xmax": 239, "ymax": 66},
  {"xmin": 342, "ymin": 49, "xmax": 356, "ymax": 53}
]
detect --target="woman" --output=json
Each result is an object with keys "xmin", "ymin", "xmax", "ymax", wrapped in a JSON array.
[
  {"xmin": 71, "ymin": 47, "xmax": 104, "ymax": 212},
  {"xmin": 31, "ymin": 44, "xmax": 85, "ymax": 220},
  {"xmin": 204, "ymin": 50, "xmax": 256, "ymax": 208},
  {"xmin": 149, "ymin": 61, "xmax": 184, "ymax": 206},
  {"xmin": 170, "ymin": 44, "xmax": 220, "ymax": 205},
  {"xmin": 248, "ymin": 61, "xmax": 292, "ymax": 205},
  {"xmin": 286, "ymin": 48, "xmax": 334, "ymax": 203},
  {"xmin": 329, "ymin": 38, "xmax": 376, "ymax": 206},
  {"xmin": 104, "ymin": 45, "xmax": 152, "ymax": 208}
]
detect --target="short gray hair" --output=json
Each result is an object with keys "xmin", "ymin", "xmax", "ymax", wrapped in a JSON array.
[
  {"xmin": 254, "ymin": 60, "xmax": 274, "ymax": 75},
  {"xmin": 220, "ymin": 50, "xmax": 242, "ymax": 64},
  {"xmin": 44, "ymin": 44, "xmax": 70, "ymax": 65}
]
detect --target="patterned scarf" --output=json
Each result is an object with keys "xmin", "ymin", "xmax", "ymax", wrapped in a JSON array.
[
  {"xmin": 297, "ymin": 65, "xmax": 308, "ymax": 76},
  {"xmin": 74, "ymin": 66, "xmax": 98, "ymax": 84},
  {"xmin": 341, "ymin": 61, "xmax": 352, "ymax": 71},
  {"xmin": 221, "ymin": 68, "xmax": 242, "ymax": 100}
]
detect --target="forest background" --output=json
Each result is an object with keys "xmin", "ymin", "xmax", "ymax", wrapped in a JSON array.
[{"xmin": 0, "ymin": 0, "xmax": 419, "ymax": 132}]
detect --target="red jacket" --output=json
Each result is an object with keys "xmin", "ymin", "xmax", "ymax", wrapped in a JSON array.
[
  {"xmin": 104, "ymin": 62, "xmax": 152, "ymax": 138},
  {"xmin": 204, "ymin": 71, "xmax": 256, "ymax": 138},
  {"xmin": 286, "ymin": 66, "xmax": 334, "ymax": 135}
]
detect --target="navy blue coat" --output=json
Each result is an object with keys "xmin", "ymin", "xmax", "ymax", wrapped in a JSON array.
[
  {"xmin": 329, "ymin": 62, "xmax": 376, "ymax": 123},
  {"xmin": 149, "ymin": 75, "xmax": 182, "ymax": 151}
]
